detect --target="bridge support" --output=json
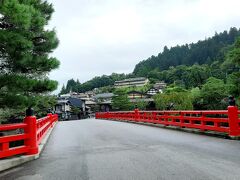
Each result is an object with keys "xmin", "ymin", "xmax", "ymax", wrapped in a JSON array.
[
  {"xmin": 48, "ymin": 113, "xmax": 53, "ymax": 127},
  {"xmin": 228, "ymin": 106, "xmax": 240, "ymax": 138},
  {"xmin": 134, "ymin": 109, "xmax": 139, "ymax": 122},
  {"xmin": 24, "ymin": 109, "xmax": 38, "ymax": 155}
]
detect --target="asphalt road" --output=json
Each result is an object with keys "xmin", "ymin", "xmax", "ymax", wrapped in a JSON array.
[{"xmin": 1, "ymin": 119, "xmax": 240, "ymax": 180}]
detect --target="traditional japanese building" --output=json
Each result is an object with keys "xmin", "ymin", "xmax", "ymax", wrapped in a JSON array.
[{"xmin": 114, "ymin": 77, "xmax": 149, "ymax": 88}]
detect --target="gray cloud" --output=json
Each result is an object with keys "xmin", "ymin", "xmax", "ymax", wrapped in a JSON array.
[{"xmin": 48, "ymin": 0, "xmax": 240, "ymax": 93}]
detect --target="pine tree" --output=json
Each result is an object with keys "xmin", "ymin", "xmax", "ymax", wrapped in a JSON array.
[
  {"xmin": 112, "ymin": 89, "xmax": 133, "ymax": 111},
  {"xmin": 0, "ymin": 0, "xmax": 60, "ymax": 117},
  {"xmin": 60, "ymin": 84, "xmax": 67, "ymax": 95},
  {"xmin": 228, "ymin": 37, "xmax": 240, "ymax": 66}
]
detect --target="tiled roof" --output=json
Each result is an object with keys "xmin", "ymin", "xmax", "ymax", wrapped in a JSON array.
[
  {"xmin": 94, "ymin": 93, "xmax": 114, "ymax": 99},
  {"xmin": 115, "ymin": 77, "xmax": 147, "ymax": 83},
  {"xmin": 67, "ymin": 97, "xmax": 84, "ymax": 108}
]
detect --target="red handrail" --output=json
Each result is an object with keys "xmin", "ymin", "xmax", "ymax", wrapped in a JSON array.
[
  {"xmin": 96, "ymin": 106, "xmax": 240, "ymax": 138},
  {"xmin": 0, "ymin": 113, "xmax": 58, "ymax": 159}
]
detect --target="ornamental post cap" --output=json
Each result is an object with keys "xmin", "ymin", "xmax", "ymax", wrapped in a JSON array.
[
  {"xmin": 228, "ymin": 95, "xmax": 236, "ymax": 106},
  {"xmin": 26, "ymin": 107, "xmax": 34, "ymax": 116}
]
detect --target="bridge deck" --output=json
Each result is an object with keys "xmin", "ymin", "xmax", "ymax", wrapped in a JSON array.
[{"xmin": 1, "ymin": 119, "xmax": 240, "ymax": 180}]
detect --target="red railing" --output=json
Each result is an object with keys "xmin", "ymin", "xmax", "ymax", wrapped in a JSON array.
[
  {"xmin": 0, "ymin": 114, "xmax": 58, "ymax": 159},
  {"xmin": 37, "ymin": 114, "xmax": 58, "ymax": 144},
  {"xmin": 96, "ymin": 106, "xmax": 240, "ymax": 138}
]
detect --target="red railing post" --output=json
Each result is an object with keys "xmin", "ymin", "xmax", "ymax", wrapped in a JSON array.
[
  {"xmin": 24, "ymin": 115, "xmax": 38, "ymax": 155},
  {"xmin": 134, "ymin": 109, "xmax": 139, "ymax": 122},
  {"xmin": 48, "ymin": 113, "xmax": 53, "ymax": 127},
  {"xmin": 180, "ymin": 112, "xmax": 184, "ymax": 128},
  {"xmin": 152, "ymin": 112, "xmax": 156, "ymax": 123},
  {"xmin": 228, "ymin": 106, "xmax": 240, "ymax": 137},
  {"xmin": 200, "ymin": 112, "xmax": 206, "ymax": 131},
  {"xmin": 0, "ymin": 142, "xmax": 9, "ymax": 152},
  {"xmin": 106, "ymin": 112, "xmax": 109, "ymax": 119}
]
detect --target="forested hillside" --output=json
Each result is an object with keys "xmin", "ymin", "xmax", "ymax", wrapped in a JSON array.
[
  {"xmin": 133, "ymin": 27, "xmax": 240, "ymax": 76},
  {"xmin": 60, "ymin": 73, "xmax": 134, "ymax": 94},
  {"xmin": 61, "ymin": 27, "xmax": 240, "ymax": 94}
]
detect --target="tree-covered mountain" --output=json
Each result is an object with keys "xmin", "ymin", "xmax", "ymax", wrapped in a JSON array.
[
  {"xmin": 133, "ymin": 27, "xmax": 240, "ymax": 76},
  {"xmin": 60, "ymin": 73, "xmax": 134, "ymax": 94},
  {"xmin": 61, "ymin": 27, "xmax": 240, "ymax": 94}
]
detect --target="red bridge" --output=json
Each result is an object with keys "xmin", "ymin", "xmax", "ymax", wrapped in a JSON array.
[
  {"xmin": 0, "ymin": 106, "xmax": 240, "ymax": 179},
  {"xmin": 0, "ymin": 113, "xmax": 58, "ymax": 158},
  {"xmin": 96, "ymin": 106, "xmax": 240, "ymax": 138}
]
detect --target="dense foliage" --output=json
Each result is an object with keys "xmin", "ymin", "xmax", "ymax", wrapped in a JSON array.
[
  {"xmin": 62, "ymin": 28, "xmax": 240, "ymax": 110},
  {"xmin": 60, "ymin": 73, "xmax": 132, "ymax": 94},
  {"xmin": 62, "ymin": 28, "xmax": 240, "ymax": 94},
  {"xmin": 112, "ymin": 89, "xmax": 133, "ymax": 111},
  {"xmin": 154, "ymin": 91, "xmax": 193, "ymax": 110},
  {"xmin": 200, "ymin": 77, "xmax": 228, "ymax": 110},
  {"xmin": 153, "ymin": 77, "xmax": 229, "ymax": 111},
  {"xmin": 133, "ymin": 27, "xmax": 240, "ymax": 77},
  {"xmin": 0, "ymin": 0, "xmax": 60, "ymax": 121}
]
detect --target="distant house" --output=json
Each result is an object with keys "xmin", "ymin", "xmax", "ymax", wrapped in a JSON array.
[
  {"xmin": 68, "ymin": 97, "xmax": 86, "ymax": 112},
  {"xmin": 93, "ymin": 93, "xmax": 114, "ymax": 112},
  {"xmin": 60, "ymin": 93, "xmax": 71, "ymax": 99},
  {"xmin": 85, "ymin": 100, "xmax": 97, "ymax": 113},
  {"xmin": 54, "ymin": 96, "xmax": 86, "ymax": 120},
  {"xmin": 94, "ymin": 93, "xmax": 114, "ymax": 102},
  {"xmin": 74, "ymin": 93, "xmax": 88, "ymax": 99},
  {"xmin": 67, "ymin": 97, "xmax": 86, "ymax": 119},
  {"xmin": 59, "ymin": 91, "xmax": 98, "ymax": 114},
  {"xmin": 54, "ymin": 98, "xmax": 71, "ymax": 120},
  {"xmin": 146, "ymin": 88, "xmax": 162, "ymax": 96},
  {"xmin": 85, "ymin": 91, "xmax": 95, "ymax": 97},
  {"xmin": 147, "ymin": 82, "xmax": 167, "ymax": 96},
  {"xmin": 127, "ymin": 90, "xmax": 155, "ymax": 110},
  {"xmin": 153, "ymin": 82, "xmax": 166, "ymax": 90},
  {"xmin": 127, "ymin": 91, "xmax": 149, "ymax": 100},
  {"xmin": 114, "ymin": 77, "xmax": 149, "ymax": 88}
]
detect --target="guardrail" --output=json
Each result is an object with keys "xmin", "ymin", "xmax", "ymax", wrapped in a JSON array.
[
  {"xmin": 0, "ymin": 113, "xmax": 58, "ymax": 159},
  {"xmin": 96, "ymin": 106, "xmax": 240, "ymax": 138}
]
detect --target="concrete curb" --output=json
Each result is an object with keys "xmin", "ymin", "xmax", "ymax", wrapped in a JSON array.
[
  {"xmin": 0, "ymin": 122, "xmax": 57, "ymax": 172},
  {"xmin": 101, "ymin": 119, "xmax": 236, "ymax": 140}
]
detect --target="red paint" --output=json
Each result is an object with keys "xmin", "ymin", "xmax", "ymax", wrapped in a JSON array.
[
  {"xmin": 228, "ymin": 106, "xmax": 240, "ymax": 137},
  {"xmin": 96, "ymin": 106, "xmax": 240, "ymax": 137},
  {"xmin": 0, "ymin": 114, "xmax": 58, "ymax": 159},
  {"xmin": 24, "ymin": 116, "xmax": 38, "ymax": 155}
]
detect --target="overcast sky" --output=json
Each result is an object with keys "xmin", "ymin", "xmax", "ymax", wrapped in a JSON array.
[{"xmin": 48, "ymin": 0, "xmax": 240, "ymax": 92}]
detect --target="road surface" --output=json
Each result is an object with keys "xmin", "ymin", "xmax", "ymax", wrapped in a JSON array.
[{"xmin": 1, "ymin": 119, "xmax": 240, "ymax": 180}]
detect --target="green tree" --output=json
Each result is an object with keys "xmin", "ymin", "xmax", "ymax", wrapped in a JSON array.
[
  {"xmin": 225, "ymin": 37, "xmax": 240, "ymax": 104},
  {"xmin": 164, "ymin": 86, "xmax": 187, "ymax": 93},
  {"xmin": 226, "ymin": 72, "xmax": 240, "ymax": 98},
  {"xmin": 112, "ymin": 89, "xmax": 133, "ymax": 111},
  {"xmin": 65, "ymin": 79, "xmax": 77, "ymax": 92},
  {"xmin": 154, "ymin": 91, "xmax": 193, "ymax": 110},
  {"xmin": 190, "ymin": 87, "xmax": 202, "ymax": 110},
  {"xmin": 132, "ymin": 100, "xmax": 148, "ymax": 110},
  {"xmin": 34, "ymin": 95, "xmax": 57, "ymax": 117},
  {"xmin": 200, "ymin": 77, "xmax": 228, "ymax": 110},
  {"xmin": 0, "ymin": 0, "xmax": 60, "ymax": 120},
  {"xmin": 70, "ymin": 106, "xmax": 81, "ymax": 115},
  {"xmin": 60, "ymin": 84, "xmax": 67, "ymax": 94},
  {"xmin": 133, "ymin": 28, "xmax": 240, "ymax": 77}
]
